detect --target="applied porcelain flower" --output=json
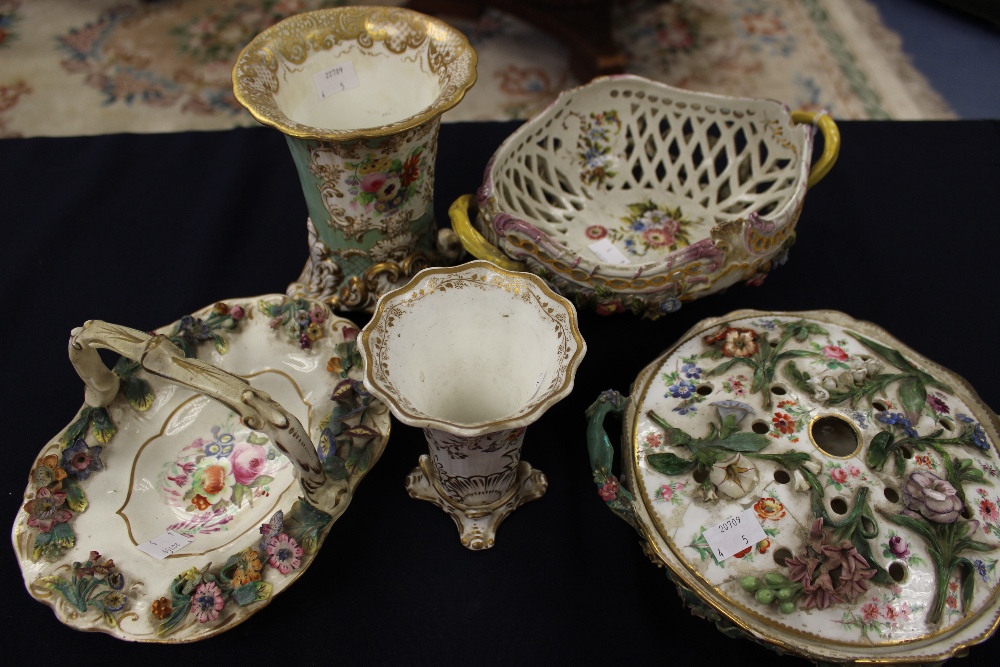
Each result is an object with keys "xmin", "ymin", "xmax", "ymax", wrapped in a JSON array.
[
  {"xmin": 24, "ymin": 487, "xmax": 72, "ymax": 532},
  {"xmin": 806, "ymin": 357, "xmax": 883, "ymax": 401},
  {"xmin": 709, "ymin": 399, "xmax": 755, "ymax": 427},
  {"xmin": 903, "ymin": 470, "xmax": 963, "ymax": 523},
  {"xmin": 191, "ymin": 582, "xmax": 225, "ymax": 623},
  {"xmin": 709, "ymin": 453, "xmax": 759, "ymax": 499},
  {"xmin": 31, "ymin": 454, "xmax": 67, "ymax": 490},
  {"xmin": 266, "ymin": 533, "xmax": 303, "ymax": 574},
  {"xmin": 61, "ymin": 439, "xmax": 105, "ymax": 481}
]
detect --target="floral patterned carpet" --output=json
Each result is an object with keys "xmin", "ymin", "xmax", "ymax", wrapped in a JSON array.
[{"xmin": 0, "ymin": 0, "xmax": 954, "ymax": 138}]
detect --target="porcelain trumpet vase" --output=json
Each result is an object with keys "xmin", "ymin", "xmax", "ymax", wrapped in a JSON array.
[
  {"xmin": 233, "ymin": 7, "xmax": 477, "ymax": 311},
  {"xmin": 359, "ymin": 261, "xmax": 586, "ymax": 549}
]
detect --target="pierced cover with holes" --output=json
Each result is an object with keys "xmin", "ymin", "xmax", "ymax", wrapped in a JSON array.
[
  {"xmin": 476, "ymin": 75, "xmax": 819, "ymax": 319},
  {"xmin": 612, "ymin": 309, "xmax": 1000, "ymax": 662}
]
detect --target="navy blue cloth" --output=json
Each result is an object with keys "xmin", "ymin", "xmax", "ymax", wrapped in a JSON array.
[{"xmin": 2, "ymin": 120, "xmax": 999, "ymax": 664}]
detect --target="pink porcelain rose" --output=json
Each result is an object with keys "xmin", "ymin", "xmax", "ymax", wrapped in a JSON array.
[{"xmin": 231, "ymin": 442, "xmax": 267, "ymax": 485}]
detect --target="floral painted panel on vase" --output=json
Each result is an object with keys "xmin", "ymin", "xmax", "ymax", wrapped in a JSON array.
[{"xmin": 286, "ymin": 118, "xmax": 439, "ymax": 257}]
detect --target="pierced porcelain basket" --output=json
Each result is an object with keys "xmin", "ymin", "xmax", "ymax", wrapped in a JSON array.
[{"xmin": 451, "ymin": 75, "xmax": 839, "ymax": 319}]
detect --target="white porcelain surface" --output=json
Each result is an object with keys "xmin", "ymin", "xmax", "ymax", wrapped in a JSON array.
[
  {"xmin": 233, "ymin": 6, "xmax": 476, "ymax": 140},
  {"xmin": 360, "ymin": 260, "xmax": 585, "ymax": 437}
]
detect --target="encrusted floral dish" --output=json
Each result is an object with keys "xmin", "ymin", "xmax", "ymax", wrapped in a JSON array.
[
  {"xmin": 451, "ymin": 75, "xmax": 839, "ymax": 319},
  {"xmin": 587, "ymin": 310, "xmax": 1000, "ymax": 663},
  {"xmin": 12, "ymin": 296, "xmax": 389, "ymax": 642}
]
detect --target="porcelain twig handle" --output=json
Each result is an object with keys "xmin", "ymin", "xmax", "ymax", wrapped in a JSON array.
[
  {"xmin": 68, "ymin": 320, "xmax": 331, "ymax": 508},
  {"xmin": 585, "ymin": 390, "xmax": 646, "ymax": 537}
]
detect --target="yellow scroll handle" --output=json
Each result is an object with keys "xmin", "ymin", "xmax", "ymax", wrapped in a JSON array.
[
  {"xmin": 448, "ymin": 194, "xmax": 526, "ymax": 271},
  {"xmin": 792, "ymin": 110, "xmax": 840, "ymax": 188}
]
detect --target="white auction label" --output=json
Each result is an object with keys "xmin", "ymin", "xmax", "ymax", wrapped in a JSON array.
[
  {"xmin": 314, "ymin": 61, "xmax": 360, "ymax": 100},
  {"xmin": 137, "ymin": 530, "xmax": 193, "ymax": 559},
  {"xmin": 702, "ymin": 507, "xmax": 767, "ymax": 562},
  {"xmin": 588, "ymin": 238, "xmax": 630, "ymax": 265}
]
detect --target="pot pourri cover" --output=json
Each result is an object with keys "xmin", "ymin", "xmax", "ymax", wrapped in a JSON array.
[{"xmin": 588, "ymin": 309, "xmax": 1000, "ymax": 663}]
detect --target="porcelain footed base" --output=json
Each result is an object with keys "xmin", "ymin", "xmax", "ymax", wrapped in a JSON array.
[
  {"xmin": 286, "ymin": 218, "xmax": 464, "ymax": 312},
  {"xmin": 405, "ymin": 455, "xmax": 548, "ymax": 550}
]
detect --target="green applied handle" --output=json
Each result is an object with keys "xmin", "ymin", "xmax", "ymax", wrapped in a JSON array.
[
  {"xmin": 586, "ymin": 390, "xmax": 757, "ymax": 638},
  {"xmin": 585, "ymin": 390, "xmax": 643, "ymax": 534}
]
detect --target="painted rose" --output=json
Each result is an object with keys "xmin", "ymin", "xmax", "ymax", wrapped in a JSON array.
[
  {"xmin": 585, "ymin": 225, "xmax": 607, "ymax": 240},
  {"xmin": 642, "ymin": 227, "xmax": 674, "ymax": 247},
  {"xmin": 822, "ymin": 345, "xmax": 849, "ymax": 361},
  {"xmin": 902, "ymin": 470, "xmax": 963, "ymax": 523},
  {"xmin": 231, "ymin": 442, "xmax": 267, "ymax": 486},
  {"xmin": 360, "ymin": 172, "xmax": 391, "ymax": 196},
  {"xmin": 888, "ymin": 535, "xmax": 910, "ymax": 558},
  {"xmin": 831, "ymin": 467, "xmax": 848, "ymax": 484}
]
